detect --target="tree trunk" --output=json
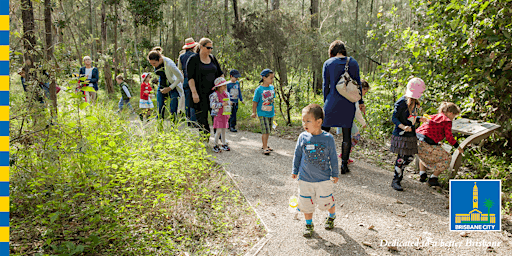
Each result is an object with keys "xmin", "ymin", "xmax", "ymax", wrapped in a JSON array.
[
  {"xmin": 232, "ymin": 0, "xmax": 239, "ymax": 22},
  {"xmin": 102, "ymin": 2, "xmax": 114, "ymax": 94},
  {"xmin": 21, "ymin": 0, "xmax": 36, "ymax": 67},
  {"xmin": 44, "ymin": 0, "xmax": 57, "ymax": 114},
  {"xmin": 311, "ymin": 0, "xmax": 322, "ymax": 94},
  {"xmin": 89, "ymin": 0, "xmax": 95, "ymax": 60},
  {"xmin": 271, "ymin": 0, "xmax": 279, "ymax": 10},
  {"xmin": 113, "ymin": 5, "xmax": 119, "ymax": 77},
  {"xmin": 224, "ymin": 0, "xmax": 229, "ymax": 33},
  {"xmin": 355, "ymin": 0, "xmax": 359, "ymax": 52}
]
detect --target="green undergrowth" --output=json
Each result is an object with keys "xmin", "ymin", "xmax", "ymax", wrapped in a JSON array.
[{"xmin": 9, "ymin": 79, "xmax": 265, "ymax": 255}]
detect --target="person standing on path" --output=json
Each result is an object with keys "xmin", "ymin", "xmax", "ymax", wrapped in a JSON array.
[
  {"xmin": 322, "ymin": 40, "xmax": 363, "ymax": 174},
  {"xmin": 210, "ymin": 77, "xmax": 232, "ymax": 153},
  {"xmin": 390, "ymin": 77, "xmax": 427, "ymax": 191},
  {"xmin": 227, "ymin": 69, "xmax": 244, "ymax": 132},
  {"xmin": 178, "ymin": 38, "xmax": 198, "ymax": 124},
  {"xmin": 79, "ymin": 56, "xmax": 99, "ymax": 103},
  {"xmin": 116, "ymin": 75, "xmax": 135, "ymax": 114},
  {"xmin": 138, "ymin": 73, "xmax": 154, "ymax": 121},
  {"xmin": 251, "ymin": 69, "xmax": 275, "ymax": 155},
  {"xmin": 292, "ymin": 104, "xmax": 339, "ymax": 238},
  {"xmin": 187, "ymin": 38, "xmax": 224, "ymax": 136},
  {"xmin": 147, "ymin": 47, "xmax": 184, "ymax": 119}
]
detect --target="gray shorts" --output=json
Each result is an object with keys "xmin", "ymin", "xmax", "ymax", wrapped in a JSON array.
[{"xmin": 259, "ymin": 116, "xmax": 273, "ymax": 134}]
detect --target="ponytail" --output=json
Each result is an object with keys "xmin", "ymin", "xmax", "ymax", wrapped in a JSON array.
[{"xmin": 147, "ymin": 46, "xmax": 163, "ymax": 61}]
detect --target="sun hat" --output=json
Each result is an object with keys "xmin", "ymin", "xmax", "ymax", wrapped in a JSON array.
[
  {"xmin": 230, "ymin": 69, "xmax": 241, "ymax": 78},
  {"xmin": 182, "ymin": 38, "xmax": 198, "ymax": 50},
  {"xmin": 141, "ymin": 72, "xmax": 150, "ymax": 82},
  {"xmin": 213, "ymin": 77, "xmax": 230, "ymax": 90},
  {"xmin": 405, "ymin": 77, "xmax": 426, "ymax": 99},
  {"xmin": 259, "ymin": 68, "xmax": 274, "ymax": 83}
]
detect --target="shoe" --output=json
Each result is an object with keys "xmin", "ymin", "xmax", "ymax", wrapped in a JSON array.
[
  {"xmin": 419, "ymin": 173, "xmax": 428, "ymax": 182},
  {"xmin": 340, "ymin": 160, "xmax": 350, "ymax": 174},
  {"xmin": 324, "ymin": 217, "xmax": 335, "ymax": 230},
  {"xmin": 348, "ymin": 159, "xmax": 354, "ymax": 165},
  {"xmin": 428, "ymin": 177, "xmax": 441, "ymax": 187},
  {"xmin": 391, "ymin": 177, "xmax": 403, "ymax": 191},
  {"xmin": 230, "ymin": 127, "xmax": 237, "ymax": 132},
  {"xmin": 212, "ymin": 145, "xmax": 222, "ymax": 153},
  {"xmin": 303, "ymin": 224, "xmax": 314, "ymax": 238},
  {"xmin": 221, "ymin": 144, "xmax": 231, "ymax": 151}
]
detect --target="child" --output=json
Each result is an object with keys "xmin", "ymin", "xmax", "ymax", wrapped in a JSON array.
[
  {"xmin": 251, "ymin": 69, "xmax": 275, "ymax": 155},
  {"xmin": 337, "ymin": 80, "xmax": 370, "ymax": 164},
  {"xmin": 209, "ymin": 77, "xmax": 232, "ymax": 153},
  {"xmin": 390, "ymin": 77, "xmax": 428, "ymax": 191},
  {"xmin": 139, "ymin": 73, "xmax": 154, "ymax": 120},
  {"xmin": 116, "ymin": 75, "xmax": 135, "ymax": 113},
  {"xmin": 416, "ymin": 102, "xmax": 464, "ymax": 186},
  {"xmin": 227, "ymin": 69, "xmax": 244, "ymax": 132},
  {"xmin": 292, "ymin": 104, "xmax": 339, "ymax": 238}
]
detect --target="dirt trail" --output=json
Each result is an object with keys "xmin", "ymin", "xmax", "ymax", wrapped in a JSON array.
[{"xmin": 213, "ymin": 130, "xmax": 512, "ymax": 256}]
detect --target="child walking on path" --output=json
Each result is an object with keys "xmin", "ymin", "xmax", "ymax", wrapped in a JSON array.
[
  {"xmin": 292, "ymin": 104, "xmax": 339, "ymax": 238},
  {"xmin": 416, "ymin": 102, "xmax": 464, "ymax": 187},
  {"xmin": 251, "ymin": 69, "xmax": 275, "ymax": 155},
  {"xmin": 116, "ymin": 75, "xmax": 135, "ymax": 114},
  {"xmin": 139, "ymin": 73, "xmax": 154, "ymax": 120},
  {"xmin": 227, "ymin": 69, "xmax": 244, "ymax": 132},
  {"xmin": 390, "ymin": 77, "xmax": 428, "ymax": 191},
  {"xmin": 210, "ymin": 77, "xmax": 232, "ymax": 153}
]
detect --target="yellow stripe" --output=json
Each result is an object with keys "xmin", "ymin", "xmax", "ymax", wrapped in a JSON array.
[
  {"xmin": 0, "ymin": 167, "xmax": 7, "ymax": 182},
  {"xmin": 0, "ymin": 106, "xmax": 7, "ymax": 121},
  {"xmin": 0, "ymin": 227, "xmax": 8, "ymax": 242},
  {"xmin": 0, "ymin": 137, "xmax": 7, "ymax": 151},
  {"xmin": 0, "ymin": 76, "xmax": 8, "ymax": 91},
  {"xmin": 0, "ymin": 16, "xmax": 7, "ymax": 31},
  {"xmin": 0, "ymin": 197, "xmax": 7, "ymax": 212},
  {"xmin": 0, "ymin": 46, "xmax": 7, "ymax": 61}
]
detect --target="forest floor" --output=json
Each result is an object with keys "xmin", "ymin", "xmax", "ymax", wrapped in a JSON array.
[{"xmin": 212, "ymin": 129, "xmax": 512, "ymax": 256}]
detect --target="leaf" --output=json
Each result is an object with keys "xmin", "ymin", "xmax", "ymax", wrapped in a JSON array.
[
  {"xmin": 112, "ymin": 164, "xmax": 119, "ymax": 169},
  {"xmin": 79, "ymin": 102, "xmax": 90, "ymax": 110},
  {"xmin": 50, "ymin": 212, "xmax": 60, "ymax": 223},
  {"xmin": 86, "ymin": 115, "xmax": 99, "ymax": 122},
  {"xmin": 81, "ymin": 86, "xmax": 96, "ymax": 92}
]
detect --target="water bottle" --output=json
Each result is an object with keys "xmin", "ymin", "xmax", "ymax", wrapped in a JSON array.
[
  {"xmin": 222, "ymin": 98, "xmax": 232, "ymax": 115},
  {"xmin": 288, "ymin": 196, "xmax": 298, "ymax": 213}
]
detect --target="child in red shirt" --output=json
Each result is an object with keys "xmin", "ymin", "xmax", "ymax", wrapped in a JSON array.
[
  {"xmin": 139, "ymin": 73, "xmax": 154, "ymax": 121},
  {"xmin": 416, "ymin": 102, "xmax": 464, "ymax": 187}
]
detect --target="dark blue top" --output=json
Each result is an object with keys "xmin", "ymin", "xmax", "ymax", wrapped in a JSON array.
[
  {"xmin": 227, "ymin": 81, "xmax": 243, "ymax": 103},
  {"xmin": 292, "ymin": 131, "xmax": 339, "ymax": 182},
  {"xmin": 322, "ymin": 57, "xmax": 362, "ymax": 128},
  {"xmin": 391, "ymin": 96, "xmax": 420, "ymax": 137},
  {"xmin": 79, "ymin": 66, "xmax": 99, "ymax": 91},
  {"xmin": 180, "ymin": 50, "xmax": 195, "ymax": 79}
]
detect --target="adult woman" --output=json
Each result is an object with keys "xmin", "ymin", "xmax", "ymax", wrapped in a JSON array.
[
  {"xmin": 322, "ymin": 40, "xmax": 364, "ymax": 174},
  {"xmin": 79, "ymin": 56, "xmax": 99, "ymax": 103},
  {"xmin": 178, "ymin": 38, "xmax": 198, "ymax": 124},
  {"xmin": 147, "ymin": 47, "xmax": 184, "ymax": 119},
  {"xmin": 187, "ymin": 38, "xmax": 224, "ymax": 135}
]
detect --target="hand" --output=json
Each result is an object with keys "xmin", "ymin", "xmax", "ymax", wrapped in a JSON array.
[
  {"xmin": 291, "ymin": 174, "xmax": 297, "ymax": 179},
  {"xmin": 362, "ymin": 124, "xmax": 367, "ymax": 129},
  {"xmin": 192, "ymin": 93, "xmax": 200, "ymax": 103},
  {"xmin": 419, "ymin": 117, "xmax": 428, "ymax": 123},
  {"xmin": 458, "ymin": 147, "xmax": 464, "ymax": 154},
  {"xmin": 332, "ymin": 177, "xmax": 339, "ymax": 183},
  {"xmin": 359, "ymin": 103, "xmax": 366, "ymax": 115},
  {"xmin": 404, "ymin": 126, "xmax": 412, "ymax": 132},
  {"xmin": 240, "ymin": 101, "xmax": 245, "ymax": 105},
  {"xmin": 144, "ymin": 90, "xmax": 149, "ymax": 94},
  {"xmin": 251, "ymin": 113, "xmax": 257, "ymax": 118},
  {"xmin": 160, "ymin": 87, "xmax": 172, "ymax": 94}
]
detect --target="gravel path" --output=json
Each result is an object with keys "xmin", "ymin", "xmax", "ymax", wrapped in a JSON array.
[{"xmin": 213, "ymin": 130, "xmax": 512, "ymax": 256}]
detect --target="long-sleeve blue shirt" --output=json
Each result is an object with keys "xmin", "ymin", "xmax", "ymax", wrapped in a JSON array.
[
  {"xmin": 227, "ymin": 81, "xmax": 243, "ymax": 103},
  {"xmin": 292, "ymin": 131, "xmax": 339, "ymax": 182}
]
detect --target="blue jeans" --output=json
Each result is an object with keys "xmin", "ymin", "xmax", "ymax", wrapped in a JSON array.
[
  {"xmin": 229, "ymin": 102, "xmax": 239, "ymax": 129},
  {"xmin": 183, "ymin": 79, "xmax": 196, "ymax": 122},
  {"xmin": 157, "ymin": 87, "xmax": 179, "ymax": 119},
  {"xmin": 118, "ymin": 98, "xmax": 134, "ymax": 112}
]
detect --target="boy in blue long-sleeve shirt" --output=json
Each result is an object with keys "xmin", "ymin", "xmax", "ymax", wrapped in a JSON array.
[
  {"xmin": 292, "ymin": 104, "xmax": 339, "ymax": 238},
  {"xmin": 227, "ymin": 69, "xmax": 244, "ymax": 132}
]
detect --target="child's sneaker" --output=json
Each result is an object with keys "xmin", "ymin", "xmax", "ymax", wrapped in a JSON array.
[
  {"xmin": 212, "ymin": 145, "xmax": 222, "ymax": 153},
  {"xmin": 324, "ymin": 216, "xmax": 335, "ymax": 230},
  {"xmin": 303, "ymin": 224, "xmax": 314, "ymax": 238},
  {"xmin": 428, "ymin": 177, "xmax": 441, "ymax": 187},
  {"xmin": 419, "ymin": 173, "xmax": 428, "ymax": 182},
  {"xmin": 221, "ymin": 144, "xmax": 231, "ymax": 151}
]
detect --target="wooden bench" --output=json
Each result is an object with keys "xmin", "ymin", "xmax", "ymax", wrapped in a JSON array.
[{"xmin": 415, "ymin": 118, "xmax": 501, "ymax": 179}]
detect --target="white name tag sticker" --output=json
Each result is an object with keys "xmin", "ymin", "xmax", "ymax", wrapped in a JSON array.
[{"xmin": 306, "ymin": 144, "xmax": 315, "ymax": 150}]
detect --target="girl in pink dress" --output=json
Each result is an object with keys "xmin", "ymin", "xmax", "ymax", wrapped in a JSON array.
[{"xmin": 209, "ymin": 77, "xmax": 232, "ymax": 153}]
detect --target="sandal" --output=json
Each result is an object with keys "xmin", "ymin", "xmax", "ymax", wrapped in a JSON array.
[
  {"xmin": 263, "ymin": 149, "xmax": 271, "ymax": 155},
  {"xmin": 262, "ymin": 146, "xmax": 274, "ymax": 151}
]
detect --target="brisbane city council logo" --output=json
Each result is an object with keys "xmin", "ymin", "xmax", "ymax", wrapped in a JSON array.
[{"xmin": 450, "ymin": 180, "xmax": 501, "ymax": 231}]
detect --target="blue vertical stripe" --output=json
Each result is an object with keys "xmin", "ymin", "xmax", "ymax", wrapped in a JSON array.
[
  {"xmin": 0, "ymin": 212, "xmax": 8, "ymax": 227},
  {"xmin": 0, "ymin": 152, "xmax": 7, "ymax": 166},
  {"xmin": 0, "ymin": 62, "xmax": 7, "ymax": 76},
  {"xmin": 0, "ymin": 183, "xmax": 7, "ymax": 197},
  {"xmin": 0, "ymin": 122, "xmax": 8, "ymax": 136},
  {"xmin": 0, "ymin": 31, "xmax": 7, "ymax": 45},
  {"xmin": 0, "ymin": 91, "xmax": 7, "ymax": 106},
  {"xmin": 0, "ymin": 1, "xmax": 8, "ymax": 15}
]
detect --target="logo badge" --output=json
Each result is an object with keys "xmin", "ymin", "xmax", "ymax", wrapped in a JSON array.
[{"xmin": 450, "ymin": 180, "xmax": 501, "ymax": 231}]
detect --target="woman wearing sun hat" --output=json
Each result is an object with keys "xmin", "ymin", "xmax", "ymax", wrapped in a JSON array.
[
  {"xmin": 187, "ymin": 38, "xmax": 224, "ymax": 135},
  {"xmin": 178, "ymin": 38, "xmax": 198, "ymax": 124}
]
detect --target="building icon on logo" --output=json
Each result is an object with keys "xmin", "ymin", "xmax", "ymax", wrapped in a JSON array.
[{"xmin": 455, "ymin": 182, "xmax": 496, "ymax": 223}]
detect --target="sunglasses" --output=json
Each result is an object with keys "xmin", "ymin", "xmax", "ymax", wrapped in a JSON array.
[{"xmin": 205, "ymin": 46, "xmax": 214, "ymax": 50}]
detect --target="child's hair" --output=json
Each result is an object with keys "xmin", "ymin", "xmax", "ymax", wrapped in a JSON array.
[
  {"xmin": 302, "ymin": 104, "xmax": 324, "ymax": 121},
  {"xmin": 438, "ymin": 102, "xmax": 461, "ymax": 115},
  {"xmin": 147, "ymin": 46, "xmax": 163, "ymax": 61},
  {"xmin": 116, "ymin": 75, "xmax": 124, "ymax": 81},
  {"xmin": 406, "ymin": 97, "xmax": 420, "ymax": 110},
  {"xmin": 361, "ymin": 80, "xmax": 370, "ymax": 90}
]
